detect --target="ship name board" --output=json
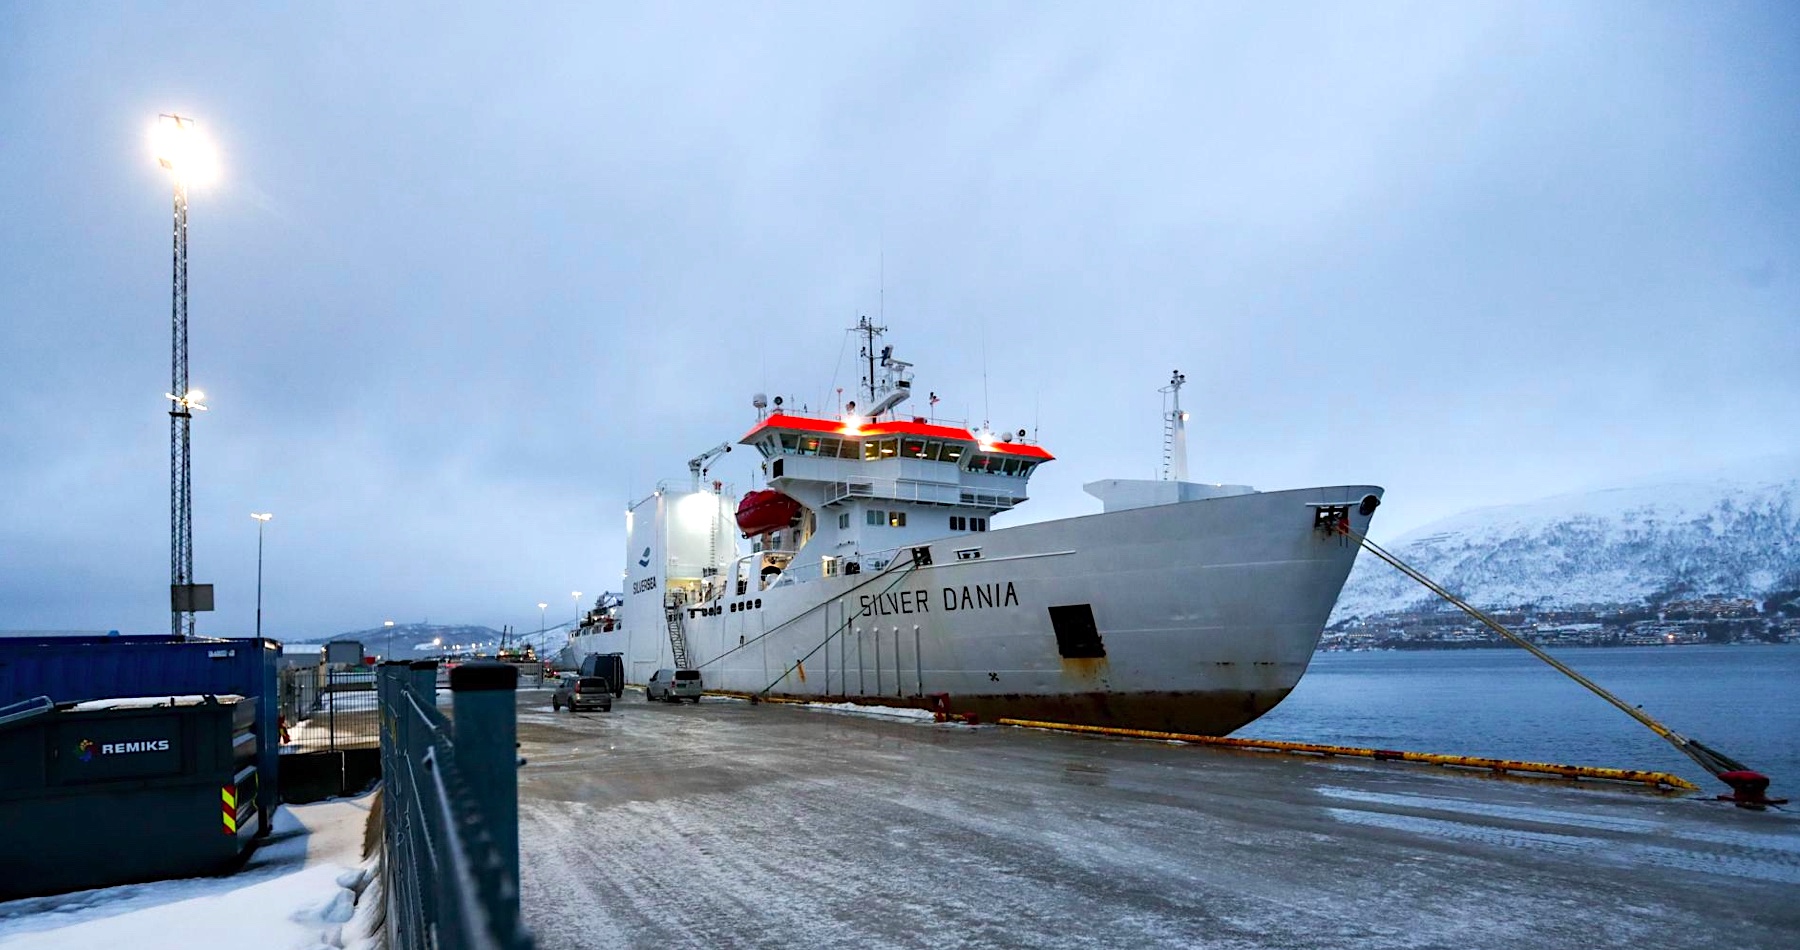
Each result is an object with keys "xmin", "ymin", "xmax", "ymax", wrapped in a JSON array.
[
  {"xmin": 631, "ymin": 576, "xmax": 658, "ymax": 595},
  {"xmin": 860, "ymin": 582, "xmax": 1019, "ymax": 618}
]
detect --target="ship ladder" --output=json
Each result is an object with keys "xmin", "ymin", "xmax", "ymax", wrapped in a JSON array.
[
  {"xmin": 1336, "ymin": 517, "xmax": 1785, "ymax": 809},
  {"xmin": 665, "ymin": 607, "xmax": 692, "ymax": 670}
]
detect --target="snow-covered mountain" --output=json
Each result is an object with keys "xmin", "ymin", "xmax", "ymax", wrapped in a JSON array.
[
  {"xmin": 286, "ymin": 622, "xmax": 507, "ymax": 659},
  {"xmin": 1332, "ymin": 457, "xmax": 1800, "ymax": 621}
]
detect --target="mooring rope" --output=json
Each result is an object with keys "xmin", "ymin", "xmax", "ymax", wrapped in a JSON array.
[
  {"xmin": 692, "ymin": 551, "xmax": 922, "ymax": 676},
  {"xmin": 1346, "ymin": 524, "xmax": 1752, "ymax": 781},
  {"xmin": 755, "ymin": 552, "xmax": 924, "ymax": 697}
]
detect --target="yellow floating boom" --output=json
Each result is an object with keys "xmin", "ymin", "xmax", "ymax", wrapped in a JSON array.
[{"xmin": 996, "ymin": 718, "xmax": 1700, "ymax": 791}]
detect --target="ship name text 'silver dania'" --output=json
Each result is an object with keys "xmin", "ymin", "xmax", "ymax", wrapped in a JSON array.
[{"xmin": 564, "ymin": 319, "xmax": 1382, "ymax": 735}]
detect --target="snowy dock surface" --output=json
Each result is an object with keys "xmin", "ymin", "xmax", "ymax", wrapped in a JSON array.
[
  {"xmin": 0, "ymin": 796, "xmax": 375, "ymax": 950},
  {"xmin": 514, "ymin": 691, "xmax": 1798, "ymax": 950}
]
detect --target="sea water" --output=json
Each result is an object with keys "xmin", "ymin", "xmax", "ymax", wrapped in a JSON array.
[{"xmin": 1239, "ymin": 644, "xmax": 1800, "ymax": 792}]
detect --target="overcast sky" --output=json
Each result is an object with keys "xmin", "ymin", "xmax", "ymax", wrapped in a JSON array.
[{"xmin": 2, "ymin": 2, "xmax": 1795, "ymax": 639}]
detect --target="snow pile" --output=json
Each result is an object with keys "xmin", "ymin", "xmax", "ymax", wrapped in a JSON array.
[
  {"xmin": 69, "ymin": 695, "xmax": 245, "ymax": 710},
  {"xmin": 801, "ymin": 701, "xmax": 941, "ymax": 722},
  {"xmin": 1334, "ymin": 457, "xmax": 1800, "ymax": 619},
  {"xmin": 0, "ymin": 796, "xmax": 381, "ymax": 950}
]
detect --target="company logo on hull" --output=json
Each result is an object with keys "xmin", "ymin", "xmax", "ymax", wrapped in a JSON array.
[{"xmin": 638, "ymin": 547, "xmax": 651, "ymax": 567}]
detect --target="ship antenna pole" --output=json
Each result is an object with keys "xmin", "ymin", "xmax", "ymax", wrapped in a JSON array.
[
  {"xmin": 863, "ymin": 315, "xmax": 878, "ymax": 408},
  {"xmin": 1161, "ymin": 370, "xmax": 1189, "ymax": 482}
]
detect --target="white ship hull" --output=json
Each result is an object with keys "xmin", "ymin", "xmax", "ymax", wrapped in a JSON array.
[{"xmin": 565, "ymin": 484, "xmax": 1380, "ymax": 735}]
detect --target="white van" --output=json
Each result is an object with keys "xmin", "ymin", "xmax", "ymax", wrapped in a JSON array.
[{"xmin": 646, "ymin": 669, "xmax": 703, "ymax": 703}]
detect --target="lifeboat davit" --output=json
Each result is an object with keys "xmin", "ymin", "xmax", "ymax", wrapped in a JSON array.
[{"xmin": 736, "ymin": 490, "xmax": 803, "ymax": 537}]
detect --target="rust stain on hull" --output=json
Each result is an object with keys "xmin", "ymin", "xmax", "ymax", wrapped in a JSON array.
[{"xmin": 1058, "ymin": 656, "xmax": 1111, "ymax": 687}]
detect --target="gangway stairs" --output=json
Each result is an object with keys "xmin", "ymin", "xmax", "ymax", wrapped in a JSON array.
[{"xmin": 664, "ymin": 606, "xmax": 692, "ymax": 670}]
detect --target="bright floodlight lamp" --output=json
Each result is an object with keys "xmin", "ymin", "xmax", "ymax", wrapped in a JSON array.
[
  {"xmin": 251, "ymin": 512, "xmax": 272, "ymax": 522},
  {"xmin": 152, "ymin": 114, "xmax": 218, "ymax": 185},
  {"xmin": 166, "ymin": 389, "xmax": 209, "ymax": 411}
]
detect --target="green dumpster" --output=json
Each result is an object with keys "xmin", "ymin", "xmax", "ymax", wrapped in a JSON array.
[{"xmin": 0, "ymin": 693, "xmax": 261, "ymax": 900}]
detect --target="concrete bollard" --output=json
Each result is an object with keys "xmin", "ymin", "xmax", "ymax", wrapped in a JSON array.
[{"xmin": 450, "ymin": 660, "xmax": 520, "ymax": 898}]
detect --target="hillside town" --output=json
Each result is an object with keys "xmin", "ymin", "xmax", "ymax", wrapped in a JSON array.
[{"xmin": 1325, "ymin": 593, "xmax": 1800, "ymax": 650}]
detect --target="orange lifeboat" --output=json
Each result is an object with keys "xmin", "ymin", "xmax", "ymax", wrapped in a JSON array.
[{"xmin": 736, "ymin": 490, "xmax": 803, "ymax": 537}]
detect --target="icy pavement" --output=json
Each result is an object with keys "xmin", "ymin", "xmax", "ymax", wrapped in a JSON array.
[
  {"xmin": 514, "ymin": 691, "xmax": 1799, "ymax": 949},
  {"xmin": 0, "ymin": 795, "xmax": 378, "ymax": 950}
]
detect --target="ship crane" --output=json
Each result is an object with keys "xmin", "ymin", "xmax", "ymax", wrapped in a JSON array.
[{"xmin": 688, "ymin": 442, "xmax": 732, "ymax": 490}]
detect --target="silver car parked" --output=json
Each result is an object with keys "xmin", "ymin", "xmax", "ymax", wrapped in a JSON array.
[{"xmin": 553, "ymin": 673, "xmax": 613, "ymax": 712}]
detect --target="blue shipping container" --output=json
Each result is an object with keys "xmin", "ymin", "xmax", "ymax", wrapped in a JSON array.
[{"xmin": 0, "ymin": 635, "xmax": 281, "ymax": 828}]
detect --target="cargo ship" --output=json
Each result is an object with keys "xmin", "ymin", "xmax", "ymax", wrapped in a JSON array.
[{"xmin": 563, "ymin": 320, "xmax": 1381, "ymax": 734}]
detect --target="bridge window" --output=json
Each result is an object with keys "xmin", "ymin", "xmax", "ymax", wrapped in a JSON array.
[
  {"xmin": 942, "ymin": 444, "xmax": 964, "ymax": 463},
  {"xmin": 903, "ymin": 438, "xmax": 927, "ymax": 458},
  {"xmin": 863, "ymin": 440, "xmax": 881, "ymax": 461},
  {"xmin": 877, "ymin": 438, "xmax": 899, "ymax": 457},
  {"xmin": 837, "ymin": 440, "xmax": 860, "ymax": 459},
  {"xmin": 779, "ymin": 433, "xmax": 799, "ymax": 453}
]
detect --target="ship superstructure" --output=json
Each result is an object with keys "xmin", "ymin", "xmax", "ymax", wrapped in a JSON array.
[{"xmin": 566, "ymin": 320, "xmax": 1381, "ymax": 735}]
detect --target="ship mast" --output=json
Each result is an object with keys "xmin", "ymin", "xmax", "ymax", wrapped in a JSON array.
[
  {"xmin": 857, "ymin": 314, "xmax": 884, "ymax": 408},
  {"xmin": 1161, "ymin": 371, "xmax": 1188, "ymax": 482}
]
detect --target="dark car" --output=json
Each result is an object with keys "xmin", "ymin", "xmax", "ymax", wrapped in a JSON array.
[
  {"xmin": 553, "ymin": 674, "xmax": 613, "ymax": 712},
  {"xmin": 646, "ymin": 668, "xmax": 703, "ymax": 703},
  {"xmin": 578, "ymin": 652, "xmax": 626, "ymax": 697}
]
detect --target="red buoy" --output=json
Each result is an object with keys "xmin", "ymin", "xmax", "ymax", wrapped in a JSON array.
[{"xmin": 736, "ymin": 490, "xmax": 803, "ymax": 537}]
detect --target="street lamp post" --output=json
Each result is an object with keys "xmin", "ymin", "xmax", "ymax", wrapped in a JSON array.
[
  {"xmin": 572, "ymin": 591, "xmax": 583, "ymax": 628},
  {"xmin": 384, "ymin": 619, "xmax": 396, "ymax": 659},
  {"xmin": 251, "ymin": 513, "xmax": 272, "ymax": 637},
  {"xmin": 537, "ymin": 602, "xmax": 548, "ymax": 640}
]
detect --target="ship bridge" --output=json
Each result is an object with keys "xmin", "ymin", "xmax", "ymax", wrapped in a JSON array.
[{"xmin": 734, "ymin": 411, "xmax": 1053, "ymax": 578}]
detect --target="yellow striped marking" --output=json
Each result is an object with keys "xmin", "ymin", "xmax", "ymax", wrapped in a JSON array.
[
  {"xmin": 996, "ymin": 719, "xmax": 1700, "ymax": 791},
  {"xmin": 222, "ymin": 785, "xmax": 239, "ymax": 834}
]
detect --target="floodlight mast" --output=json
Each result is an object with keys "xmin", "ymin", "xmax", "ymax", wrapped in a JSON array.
[{"xmin": 159, "ymin": 113, "xmax": 199, "ymax": 639}]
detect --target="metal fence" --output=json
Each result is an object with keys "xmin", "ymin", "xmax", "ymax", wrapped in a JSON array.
[
  {"xmin": 379, "ymin": 660, "xmax": 532, "ymax": 950},
  {"xmin": 280, "ymin": 665, "xmax": 381, "ymax": 751}
]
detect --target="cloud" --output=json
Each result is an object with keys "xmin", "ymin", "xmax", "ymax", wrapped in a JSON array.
[{"xmin": 2, "ymin": 2, "xmax": 1796, "ymax": 636}]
